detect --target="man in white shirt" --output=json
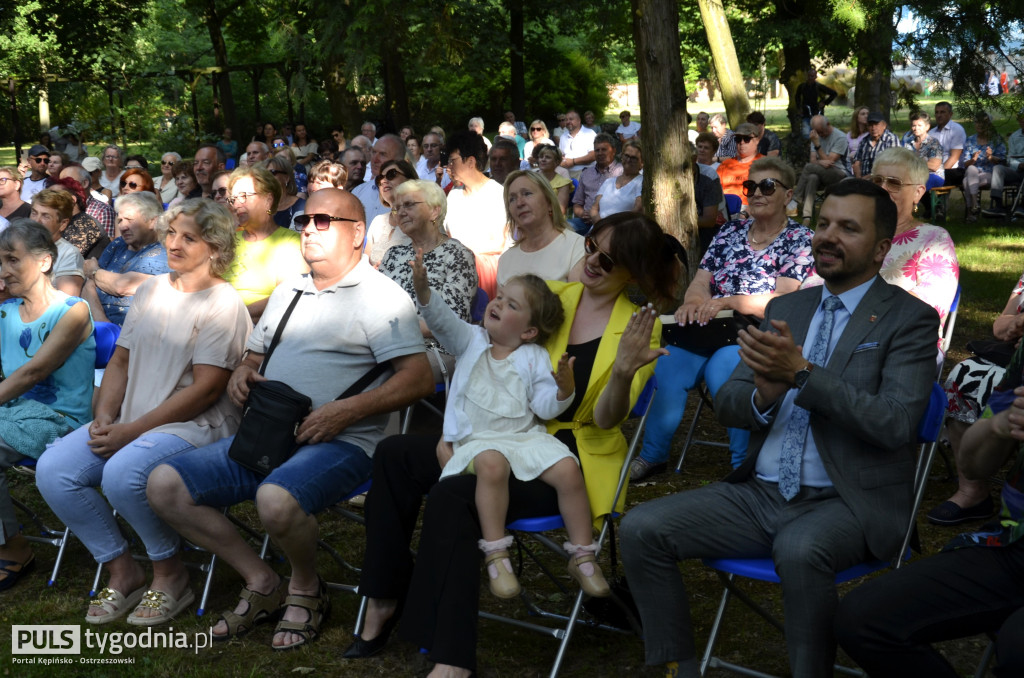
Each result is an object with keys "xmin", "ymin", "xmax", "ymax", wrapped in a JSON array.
[
  {"xmin": 616, "ymin": 111, "xmax": 641, "ymax": 143},
  {"xmin": 558, "ymin": 110, "xmax": 597, "ymax": 178},
  {"xmin": 352, "ymin": 134, "xmax": 405, "ymax": 224},
  {"xmin": 20, "ymin": 144, "xmax": 50, "ymax": 201},
  {"xmin": 416, "ymin": 133, "xmax": 452, "ymax": 189},
  {"xmin": 929, "ymin": 101, "xmax": 967, "ymax": 187},
  {"xmin": 361, "ymin": 121, "xmax": 378, "ymax": 146}
]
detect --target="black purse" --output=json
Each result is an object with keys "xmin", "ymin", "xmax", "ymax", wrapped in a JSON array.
[
  {"xmin": 661, "ymin": 311, "xmax": 759, "ymax": 357},
  {"xmin": 228, "ymin": 289, "xmax": 388, "ymax": 476}
]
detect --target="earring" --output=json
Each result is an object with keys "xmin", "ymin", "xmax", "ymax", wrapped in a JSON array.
[{"xmin": 267, "ymin": 209, "xmax": 272, "ymax": 215}]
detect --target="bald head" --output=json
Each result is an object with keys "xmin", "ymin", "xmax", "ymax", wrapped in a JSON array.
[
  {"xmin": 810, "ymin": 115, "xmax": 829, "ymax": 134},
  {"xmin": 300, "ymin": 188, "xmax": 366, "ymax": 275},
  {"xmin": 60, "ymin": 166, "xmax": 91, "ymax": 190},
  {"xmin": 371, "ymin": 134, "xmax": 406, "ymax": 177}
]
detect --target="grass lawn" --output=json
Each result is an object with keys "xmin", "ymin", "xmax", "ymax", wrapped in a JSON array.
[{"xmin": 1, "ymin": 159, "xmax": 1021, "ymax": 678}]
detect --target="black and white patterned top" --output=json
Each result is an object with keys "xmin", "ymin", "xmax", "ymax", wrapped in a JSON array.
[{"xmin": 379, "ymin": 238, "xmax": 479, "ymax": 322}]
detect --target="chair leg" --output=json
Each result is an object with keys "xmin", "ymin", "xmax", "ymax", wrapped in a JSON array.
[
  {"xmin": 699, "ymin": 576, "xmax": 733, "ymax": 675},
  {"xmin": 47, "ymin": 526, "xmax": 71, "ymax": 587},
  {"xmin": 975, "ymin": 639, "xmax": 997, "ymax": 678},
  {"xmin": 675, "ymin": 398, "xmax": 706, "ymax": 473}
]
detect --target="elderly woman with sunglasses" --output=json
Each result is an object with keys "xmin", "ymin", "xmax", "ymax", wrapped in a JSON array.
[
  {"xmin": 223, "ymin": 165, "xmax": 308, "ymax": 322},
  {"xmin": 366, "ymin": 159, "xmax": 416, "ymax": 267},
  {"xmin": 118, "ymin": 168, "xmax": 156, "ymax": 198},
  {"xmin": 632, "ymin": 157, "xmax": 814, "ymax": 481}
]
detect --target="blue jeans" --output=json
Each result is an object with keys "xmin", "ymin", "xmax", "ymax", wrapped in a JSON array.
[
  {"xmin": 567, "ymin": 217, "xmax": 591, "ymax": 235},
  {"xmin": 640, "ymin": 344, "xmax": 750, "ymax": 468},
  {"xmin": 36, "ymin": 426, "xmax": 195, "ymax": 563},
  {"xmin": 165, "ymin": 435, "xmax": 373, "ymax": 516}
]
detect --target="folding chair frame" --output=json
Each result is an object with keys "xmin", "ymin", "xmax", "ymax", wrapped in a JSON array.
[{"xmin": 698, "ymin": 382, "xmax": 948, "ymax": 678}]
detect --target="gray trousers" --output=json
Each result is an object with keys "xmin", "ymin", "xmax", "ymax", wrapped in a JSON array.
[
  {"xmin": 0, "ymin": 438, "xmax": 26, "ymax": 545},
  {"xmin": 990, "ymin": 164, "xmax": 1023, "ymax": 200},
  {"xmin": 795, "ymin": 164, "xmax": 847, "ymax": 220},
  {"xmin": 621, "ymin": 477, "xmax": 870, "ymax": 678}
]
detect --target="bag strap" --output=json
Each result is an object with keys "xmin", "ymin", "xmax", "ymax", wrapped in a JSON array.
[
  {"xmin": 259, "ymin": 285, "xmax": 389, "ymax": 399},
  {"xmin": 258, "ymin": 288, "xmax": 304, "ymax": 376}
]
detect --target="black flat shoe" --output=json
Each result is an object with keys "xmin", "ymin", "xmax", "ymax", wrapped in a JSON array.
[
  {"xmin": 926, "ymin": 496, "xmax": 995, "ymax": 526},
  {"xmin": 342, "ymin": 611, "xmax": 399, "ymax": 659}
]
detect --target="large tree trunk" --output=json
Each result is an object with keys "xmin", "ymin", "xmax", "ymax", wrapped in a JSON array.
[
  {"xmin": 383, "ymin": 40, "xmax": 410, "ymax": 130},
  {"xmin": 204, "ymin": 1, "xmax": 237, "ymax": 136},
  {"xmin": 854, "ymin": 5, "xmax": 896, "ymax": 119},
  {"xmin": 631, "ymin": 0, "xmax": 697, "ymax": 277},
  {"xmin": 324, "ymin": 60, "xmax": 363, "ymax": 137},
  {"xmin": 509, "ymin": 0, "xmax": 525, "ymax": 120},
  {"xmin": 697, "ymin": 0, "xmax": 750, "ymax": 130}
]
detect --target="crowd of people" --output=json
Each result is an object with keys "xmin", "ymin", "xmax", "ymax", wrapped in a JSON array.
[{"xmin": 0, "ymin": 100, "xmax": 1019, "ymax": 678}]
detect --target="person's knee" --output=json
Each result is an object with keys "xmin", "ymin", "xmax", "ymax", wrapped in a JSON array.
[
  {"xmin": 34, "ymin": 448, "xmax": 73, "ymax": 497},
  {"xmin": 621, "ymin": 503, "xmax": 666, "ymax": 557},
  {"xmin": 833, "ymin": 585, "xmax": 880, "ymax": 649},
  {"xmin": 146, "ymin": 464, "xmax": 193, "ymax": 518},
  {"xmin": 772, "ymin": 530, "xmax": 833, "ymax": 575},
  {"xmin": 255, "ymin": 483, "xmax": 305, "ymax": 535},
  {"xmin": 473, "ymin": 451, "xmax": 509, "ymax": 481}
]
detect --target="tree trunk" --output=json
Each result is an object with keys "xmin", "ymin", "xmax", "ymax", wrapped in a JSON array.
[
  {"xmin": 204, "ymin": 1, "xmax": 237, "ymax": 137},
  {"xmin": 324, "ymin": 59, "xmax": 362, "ymax": 137},
  {"xmin": 631, "ymin": 0, "xmax": 698, "ymax": 278},
  {"xmin": 509, "ymin": 0, "xmax": 525, "ymax": 120},
  {"xmin": 854, "ymin": 5, "xmax": 895, "ymax": 119},
  {"xmin": 383, "ymin": 40, "xmax": 410, "ymax": 130},
  {"xmin": 697, "ymin": 0, "xmax": 750, "ymax": 130}
]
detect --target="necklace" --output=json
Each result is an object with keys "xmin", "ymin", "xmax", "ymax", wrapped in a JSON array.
[{"xmin": 748, "ymin": 220, "xmax": 787, "ymax": 246}]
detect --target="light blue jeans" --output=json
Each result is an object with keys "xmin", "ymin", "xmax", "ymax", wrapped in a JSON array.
[
  {"xmin": 36, "ymin": 425, "xmax": 196, "ymax": 563},
  {"xmin": 639, "ymin": 344, "xmax": 750, "ymax": 469}
]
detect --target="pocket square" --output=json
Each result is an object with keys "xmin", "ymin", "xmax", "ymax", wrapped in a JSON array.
[{"xmin": 853, "ymin": 342, "xmax": 880, "ymax": 353}]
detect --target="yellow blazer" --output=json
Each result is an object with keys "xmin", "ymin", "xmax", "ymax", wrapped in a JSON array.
[{"xmin": 544, "ymin": 281, "xmax": 660, "ymax": 525}]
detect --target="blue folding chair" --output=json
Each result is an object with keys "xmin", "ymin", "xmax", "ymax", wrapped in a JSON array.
[
  {"xmin": 479, "ymin": 377, "xmax": 658, "ymax": 678},
  {"xmin": 698, "ymin": 382, "xmax": 948, "ymax": 677},
  {"xmin": 724, "ymin": 194, "xmax": 743, "ymax": 221}
]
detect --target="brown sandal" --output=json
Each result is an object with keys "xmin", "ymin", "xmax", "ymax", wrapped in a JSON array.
[
  {"xmin": 271, "ymin": 578, "xmax": 330, "ymax": 651},
  {"xmin": 213, "ymin": 579, "xmax": 286, "ymax": 642}
]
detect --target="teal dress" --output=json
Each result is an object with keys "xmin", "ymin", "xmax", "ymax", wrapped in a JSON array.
[{"xmin": 0, "ymin": 294, "xmax": 95, "ymax": 457}]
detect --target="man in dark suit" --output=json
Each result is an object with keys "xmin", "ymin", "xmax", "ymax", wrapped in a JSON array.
[{"xmin": 621, "ymin": 179, "xmax": 938, "ymax": 678}]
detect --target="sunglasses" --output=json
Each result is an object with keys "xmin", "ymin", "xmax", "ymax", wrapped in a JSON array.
[
  {"xmin": 213, "ymin": 187, "xmax": 228, "ymax": 198},
  {"xmin": 584, "ymin": 236, "xmax": 615, "ymax": 273},
  {"xmin": 530, "ymin": 127, "xmax": 544, "ymax": 132},
  {"xmin": 119, "ymin": 180, "xmax": 140, "ymax": 190},
  {"xmin": 161, "ymin": 160, "xmax": 176, "ymax": 166},
  {"xmin": 734, "ymin": 135, "xmax": 755, "ymax": 143},
  {"xmin": 268, "ymin": 169, "xmax": 288, "ymax": 176},
  {"xmin": 33, "ymin": 156, "xmax": 50, "ymax": 163},
  {"xmin": 741, "ymin": 178, "xmax": 789, "ymax": 197},
  {"xmin": 375, "ymin": 168, "xmax": 406, "ymax": 186},
  {"xmin": 868, "ymin": 174, "xmax": 918, "ymax": 193},
  {"xmin": 272, "ymin": 141, "xmax": 286, "ymax": 148},
  {"xmin": 294, "ymin": 213, "xmax": 359, "ymax": 230}
]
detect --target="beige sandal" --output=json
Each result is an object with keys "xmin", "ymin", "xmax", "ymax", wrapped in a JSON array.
[
  {"xmin": 213, "ymin": 579, "xmax": 286, "ymax": 642},
  {"xmin": 271, "ymin": 578, "xmax": 330, "ymax": 651},
  {"xmin": 85, "ymin": 586, "xmax": 147, "ymax": 625},
  {"xmin": 127, "ymin": 588, "xmax": 195, "ymax": 626}
]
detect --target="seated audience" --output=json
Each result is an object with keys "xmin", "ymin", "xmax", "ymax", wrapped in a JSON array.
[
  {"xmin": 50, "ymin": 178, "xmax": 109, "ymax": 260},
  {"xmin": 792, "ymin": 115, "xmax": 850, "ymax": 226},
  {"xmin": 168, "ymin": 162, "xmax": 201, "ymax": 209},
  {"xmin": 836, "ymin": 343, "xmax": 1024, "ymax": 678},
  {"xmin": 118, "ymin": 168, "xmax": 156, "ymax": 197},
  {"xmin": 592, "ymin": 138, "xmax": 644, "ymax": 220},
  {"xmin": 715, "ymin": 122, "xmax": 764, "ymax": 207},
  {"xmin": 267, "ymin": 155, "xmax": 306, "ymax": 229},
  {"xmin": 0, "ymin": 166, "xmax": 32, "ymax": 221},
  {"xmin": 36, "ymin": 199, "xmax": 250, "ymax": 626},
  {"xmin": 900, "ymin": 110, "xmax": 945, "ymax": 193},
  {"xmin": 747, "ymin": 111, "xmax": 780, "ymax": 157},
  {"xmin": 846, "ymin": 106, "xmax": 870, "ymax": 161},
  {"xmin": 962, "ymin": 111, "xmax": 1006, "ymax": 221},
  {"xmin": 616, "ymin": 110, "xmax": 641, "ymax": 142},
  {"xmin": 82, "ymin": 191, "xmax": 170, "ymax": 325},
  {"xmin": 710, "ymin": 114, "xmax": 736, "ymax": 161},
  {"xmin": 634, "ymin": 157, "xmax": 812, "ymax": 481},
  {"xmin": 345, "ymin": 212, "xmax": 677, "ymax": 674},
  {"xmin": 498, "ymin": 170, "xmax": 585, "ymax": 286},
  {"xmin": 488, "ymin": 139, "xmax": 519, "ymax": 186},
  {"xmin": 223, "ymin": 165, "xmax": 308, "ymax": 322},
  {"xmin": 622, "ymin": 179, "xmax": 938, "ymax": 678},
  {"xmin": 569, "ymin": 133, "xmax": 621, "ymax": 234},
  {"xmin": 148, "ymin": 189, "xmax": 433, "ymax": 649},
  {"xmin": 306, "ymin": 160, "xmax": 347, "ymax": 193},
  {"xmin": 365, "ymin": 159, "xmax": 415, "ymax": 267},
  {"xmin": 0, "ymin": 221, "xmax": 95, "ymax": 592},
  {"xmin": 852, "ymin": 112, "xmax": 899, "ymax": 178},
  {"xmin": 523, "ymin": 120, "xmax": 555, "ymax": 166},
  {"xmin": 30, "ymin": 189, "xmax": 86, "ymax": 296},
  {"xmin": 694, "ymin": 131, "xmax": 721, "ymax": 176},
  {"xmin": 535, "ymin": 145, "xmax": 574, "ymax": 216},
  {"xmin": 981, "ymin": 110, "xmax": 1024, "ymax": 218}
]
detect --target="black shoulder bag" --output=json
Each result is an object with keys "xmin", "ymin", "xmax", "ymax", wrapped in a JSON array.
[{"xmin": 228, "ymin": 289, "xmax": 388, "ymax": 476}]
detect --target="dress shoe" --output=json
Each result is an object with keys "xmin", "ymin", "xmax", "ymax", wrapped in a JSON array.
[{"xmin": 342, "ymin": 611, "xmax": 398, "ymax": 659}]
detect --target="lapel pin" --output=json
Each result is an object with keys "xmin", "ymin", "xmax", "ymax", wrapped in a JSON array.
[{"xmin": 869, "ymin": 314, "xmax": 877, "ymax": 323}]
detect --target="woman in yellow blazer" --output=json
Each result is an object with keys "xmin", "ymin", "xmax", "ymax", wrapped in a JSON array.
[{"xmin": 345, "ymin": 212, "xmax": 680, "ymax": 675}]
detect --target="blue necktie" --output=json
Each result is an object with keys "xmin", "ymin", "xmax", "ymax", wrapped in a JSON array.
[{"xmin": 777, "ymin": 295, "xmax": 844, "ymax": 500}]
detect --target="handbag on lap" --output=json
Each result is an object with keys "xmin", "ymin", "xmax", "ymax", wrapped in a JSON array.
[{"xmin": 660, "ymin": 310, "xmax": 759, "ymax": 357}]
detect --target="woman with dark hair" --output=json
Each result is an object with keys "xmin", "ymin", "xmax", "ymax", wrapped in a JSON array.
[
  {"xmin": 168, "ymin": 162, "xmax": 201, "ymax": 208},
  {"xmin": 50, "ymin": 177, "xmax": 109, "ymax": 259},
  {"xmin": 366, "ymin": 158, "xmax": 416, "ymax": 266},
  {"xmin": 306, "ymin": 160, "xmax": 347, "ymax": 193},
  {"xmin": 266, "ymin": 155, "xmax": 305, "ymax": 230},
  {"xmin": 291, "ymin": 124, "xmax": 318, "ymax": 167},
  {"xmin": 405, "ymin": 135, "xmax": 422, "ymax": 166},
  {"xmin": 0, "ymin": 221, "xmax": 95, "ymax": 591},
  {"xmin": 47, "ymin": 152, "xmax": 70, "ymax": 182},
  {"xmin": 346, "ymin": 212, "xmax": 679, "ymax": 677}
]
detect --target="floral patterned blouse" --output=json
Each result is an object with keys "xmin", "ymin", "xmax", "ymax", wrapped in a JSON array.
[
  {"xmin": 379, "ymin": 238, "xmax": 479, "ymax": 323},
  {"xmin": 699, "ymin": 218, "xmax": 814, "ymax": 298},
  {"xmin": 963, "ymin": 134, "xmax": 1007, "ymax": 174},
  {"xmin": 901, "ymin": 132, "xmax": 945, "ymax": 178}
]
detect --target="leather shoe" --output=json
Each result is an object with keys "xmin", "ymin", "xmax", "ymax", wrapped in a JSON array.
[
  {"xmin": 629, "ymin": 458, "xmax": 667, "ymax": 482},
  {"xmin": 926, "ymin": 496, "xmax": 995, "ymax": 526},
  {"xmin": 342, "ymin": 610, "xmax": 399, "ymax": 659}
]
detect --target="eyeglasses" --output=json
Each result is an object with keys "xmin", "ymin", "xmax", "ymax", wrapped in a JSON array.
[
  {"xmin": 422, "ymin": 143, "xmax": 440, "ymax": 150},
  {"xmin": 161, "ymin": 160, "xmax": 175, "ymax": 166},
  {"xmin": 0, "ymin": 178, "xmax": 10, "ymax": 185},
  {"xmin": 622, "ymin": 153, "xmax": 642, "ymax": 163},
  {"xmin": 868, "ymin": 174, "xmax": 919, "ymax": 193},
  {"xmin": 734, "ymin": 135, "xmax": 755, "ymax": 143},
  {"xmin": 119, "ymin": 180, "xmax": 140, "ymax": 190},
  {"xmin": 391, "ymin": 201, "xmax": 424, "ymax": 214},
  {"xmin": 268, "ymin": 169, "xmax": 288, "ymax": 176},
  {"xmin": 213, "ymin": 187, "xmax": 228, "ymax": 198},
  {"xmin": 584, "ymin": 236, "xmax": 615, "ymax": 273},
  {"xmin": 530, "ymin": 127, "xmax": 544, "ymax": 132},
  {"xmin": 741, "ymin": 178, "xmax": 789, "ymax": 197},
  {"xmin": 103, "ymin": 155, "xmax": 119, "ymax": 160},
  {"xmin": 375, "ymin": 168, "xmax": 406, "ymax": 186},
  {"xmin": 272, "ymin": 141, "xmax": 286, "ymax": 148},
  {"xmin": 227, "ymin": 192, "xmax": 257, "ymax": 205},
  {"xmin": 32, "ymin": 156, "xmax": 49, "ymax": 163},
  {"xmin": 294, "ymin": 213, "xmax": 359, "ymax": 230}
]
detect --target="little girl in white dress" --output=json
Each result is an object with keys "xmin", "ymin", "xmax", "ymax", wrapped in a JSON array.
[{"xmin": 411, "ymin": 251, "xmax": 610, "ymax": 599}]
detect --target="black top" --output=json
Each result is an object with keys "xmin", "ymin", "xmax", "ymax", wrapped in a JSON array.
[{"xmin": 554, "ymin": 335, "xmax": 602, "ymax": 457}]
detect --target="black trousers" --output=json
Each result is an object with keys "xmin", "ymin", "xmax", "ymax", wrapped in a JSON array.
[
  {"xmin": 358, "ymin": 434, "xmax": 560, "ymax": 670},
  {"xmin": 835, "ymin": 539, "xmax": 1024, "ymax": 677}
]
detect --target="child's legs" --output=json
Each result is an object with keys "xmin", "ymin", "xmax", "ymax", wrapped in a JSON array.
[
  {"xmin": 473, "ymin": 450, "xmax": 511, "ymax": 542},
  {"xmin": 538, "ymin": 458, "xmax": 593, "ymax": 546}
]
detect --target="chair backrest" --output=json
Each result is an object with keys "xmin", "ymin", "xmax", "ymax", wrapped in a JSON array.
[
  {"xmin": 939, "ymin": 285, "xmax": 961, "ymax": 357},
  {"xmin": 471, "ymin": 287, "xmax": 489, "ymax": 323},
  {"xmin": 724, "ymin": 194, "xmax": 742, "ymax": 220},
  {"xmin": 93, "ymin": 321, "xmax": 120, "ymax": 369},
  {"xmin": 917, "ymin": 381, "xmax": 948, "ymax": 444}
]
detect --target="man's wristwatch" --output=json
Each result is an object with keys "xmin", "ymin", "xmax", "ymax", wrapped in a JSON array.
[{"xmin": 793, "ymin": 362, "xmax": 814, "ymax": 389}]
